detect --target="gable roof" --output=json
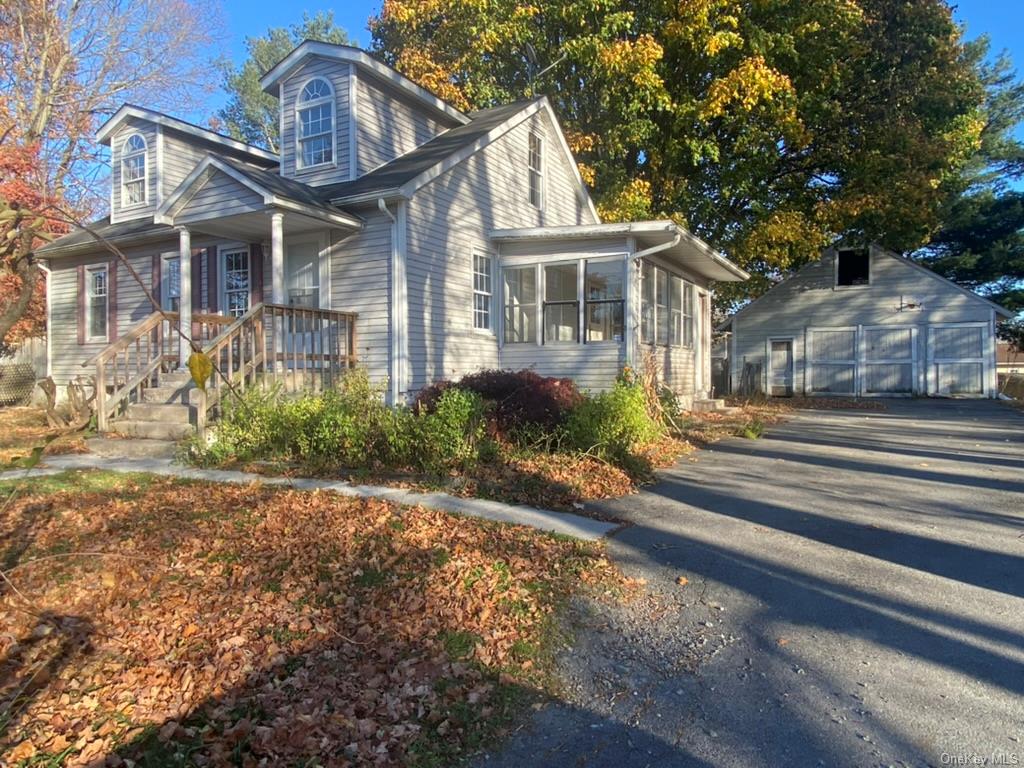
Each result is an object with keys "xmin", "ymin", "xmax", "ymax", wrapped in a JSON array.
[
  {"xmin": 318, "ymin": 98, "xmax": 600, "ymax": 221},
  {"xmin": 260, "ymin": 41, "xmax": 469, "ymax": 125},
  {"xmin": 725, "ymin": 244, "xmax": 1014, "ymax": 326},
  {"xmin": 97, "ymin": 105, "xmax": 279, "ymax": 165},
  {"xmin": 155, "ymin": 156, "xmax": 362, "ymax": 230}
]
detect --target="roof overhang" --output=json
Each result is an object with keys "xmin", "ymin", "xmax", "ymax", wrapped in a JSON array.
[
  {"xmin": 260, "ymin": 41, "xmax": 470, "ymax": 126},
  {"xmin": 490, "ymin": 221, "xmax": 750, "ymax": 282},
  {"xmin": 155, "ymin": 156, "xmax": 362, "ymax": 231},
  {"xmin": 97, "ymin": 105, "xmax": 279, "ymax": 164},
  {"xmin": 36, "ymin": 221, "xmax": 177, "ymax": 257}
]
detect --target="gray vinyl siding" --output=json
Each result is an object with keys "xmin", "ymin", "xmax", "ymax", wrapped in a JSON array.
[
  {"xmin": 404, "ymin": 111, "xmax": 596, "ymax": 391},
  {"xmin": 161, "ymin": 132, "xmax": 211, "ymax": 199},
  {"xmin": 174, "ymin": 170, "xmax": 265, "ymax": 223},
  {"xmin": 355, "ymin": 74, "xmax": 454, "ymax": 175},
  {"xmin": 109, "ymin": 119, "xmax": 158, "ymax": 223},
  {"xmin": 279, "ymin": 58, "xmax": 351, "ymax": 185},
  {"xmin": 48, "ymin": 243, "xmax": 170, "ymax": 384},
  {"xmin": 731, "ymin": 246, "xmax": 997, "ymax": 395},
  {"xmin": 500, "ymin": 345, "xmax": 624, "ymax": 392},
  {"xmin": 328, "ymin": 206, "xmax": 391, "ymax": 384}
]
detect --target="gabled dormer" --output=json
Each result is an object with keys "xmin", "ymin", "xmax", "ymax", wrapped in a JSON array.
[
  {"xmin": 98, "ymin": 106, "xmax": 279, "ymax": 224},
  {"xmin": 260, "ymin": 41, "xmax": 469, "ymax": 187}
]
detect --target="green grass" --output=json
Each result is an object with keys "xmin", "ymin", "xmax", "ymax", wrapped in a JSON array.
[{"xmin": 0, "ymin": 469, "xmax": 155, "ymax": 497}]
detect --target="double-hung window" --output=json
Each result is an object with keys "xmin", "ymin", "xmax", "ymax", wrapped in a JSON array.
[
  {"xmin": 223, "ymin": 247, "xmax": 251, "ymax": 317},
  {"xmin": 584, "ymin": 260, "xmax": 624, "ymax": 342},
  {"xmin": 528, "ymin": 131, "xmax": 543, "ymax": 209},
  {"xmin": 86, "ymin": 265, "xmax": 109, "ymax": 341},
  {"xmin": 297, "ymin": 78, "xmax": 334, "ymax": 169},
  {"xmin": 503, "ymin": 265, "xmax": 537, "ymax": 343},
  {"xmin": 543, "ymin": 263, "xmax": 578, "ymax": 343},
  {"xmin": 473, "ymin": 253, "xmax": 493, "ymax": 330},
  {"xmin": 121, "ymin": 134, "xmax": 146, "ymax": 206},
  {"xmin": 641, "ymin": 260, "xmax": 696, "ymax": 348},
  {"xmin": 655, "ymin": 268, "xmax": 670, "ymax": 345}
]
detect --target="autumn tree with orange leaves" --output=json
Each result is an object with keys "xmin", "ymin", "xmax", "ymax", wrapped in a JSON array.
[
  {"xmin": 370, "ymin": 0, "xmax": 989, "ymax": 307},
  {"xmin": 0, "ymin": 0, "xmax": 223, "ymax": 345}
]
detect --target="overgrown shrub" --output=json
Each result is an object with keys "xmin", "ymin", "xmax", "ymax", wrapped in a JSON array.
[
  {"xmin": 415, "ymin": 369, "xmax": 582, "ymax": 437},
  {"xmin": 191, "ymin": 368, "xmax": 487, "ymax": 474},
  {"xmin": 565, "ymin": 379, "xmax": 663, "ymax": 462}
]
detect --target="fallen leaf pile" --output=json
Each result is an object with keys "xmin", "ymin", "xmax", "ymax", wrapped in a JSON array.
[
  {"xmin": 0, "ymin": 407, "xmax": 87, "ymax": 464},
  {"xmin": 0, "ymin": 474, "xmax": 621, "ymax": 766}
]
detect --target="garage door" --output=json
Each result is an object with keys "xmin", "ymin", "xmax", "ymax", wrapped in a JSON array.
[
  {"xmin": 807, "ymin": 329, "xmax": 856, "ymax": 394},
  {"xmin": 862, "ymin": 327, "xmax": 914, "ymax": 394},
  {"xmin": 928, "ymin": 325, "xmax": 986, "ymax": 396}
]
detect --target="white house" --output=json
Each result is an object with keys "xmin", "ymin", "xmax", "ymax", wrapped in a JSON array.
[
  {"xmin": 722, "ymin": 245, "xmax": 1013, "ymax": 398},
  {"xmin": 37, "ymin": 41, "xmax": 748, "ymax": 438}
]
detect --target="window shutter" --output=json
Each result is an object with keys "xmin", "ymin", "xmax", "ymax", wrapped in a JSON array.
[
  {"xmin": 191, "ymin": 248, "xmax": 203, "ymax": 311},
  {"xmin": 107, "ymin": 259, "xmax": 118, "ymax": 341},
  {"xmin": 250, "ymin": 244, "xmax": 264, "ymax": 305},
  {"xmin": 207, "ymin": 246, "xmax": 218, "ymax": 312},
  {"xmin": 151, "ymin": 252, "xmax": 161, "ymax": 310},
  {"xmin": 77, "ymin": 265, "xmax": 86, "ymax": 345}
]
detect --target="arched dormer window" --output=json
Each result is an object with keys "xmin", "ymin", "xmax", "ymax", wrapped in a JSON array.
[
  {"xmin": 296, "ymin": 77, "xmax": 335, "ymax": 169},
  {"xmin": 121, "ymin": 133, "xmax": 147, "ymax": 206}
]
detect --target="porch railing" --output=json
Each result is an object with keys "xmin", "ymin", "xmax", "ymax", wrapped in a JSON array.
[
  {"xmin": 195, "ymin": 303, "xmax": 358, "ymax": 437},
  {"xmin": 83, "ymin": 311, "xmax": 311, "ymax": 434}
]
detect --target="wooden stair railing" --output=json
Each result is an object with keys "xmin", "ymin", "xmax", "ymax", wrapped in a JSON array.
[
  {"xmin": 195, "ymin": 303, "xmax": 358, "ymax": 438},
  {"xmin": 83, "ymin": 311, "xmax": 245, "ymax": 432}
]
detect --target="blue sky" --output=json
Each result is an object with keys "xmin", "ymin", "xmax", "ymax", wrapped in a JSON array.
[{"xmin": 214, "ymin": 0, "xmax": 1024, "ymax": 139}]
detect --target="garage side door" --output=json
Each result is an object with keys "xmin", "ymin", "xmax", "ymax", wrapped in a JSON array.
[
  {"xmin": 928, "ymin": 325, "xmax": 986, "ymax": 396},
  {"xmin": 808, "ymin": 329, "xmax": 856, "ymax": 394},
  {"xmin": 863, "ymin": 327, "xmax": 914, "ymax": 394}
]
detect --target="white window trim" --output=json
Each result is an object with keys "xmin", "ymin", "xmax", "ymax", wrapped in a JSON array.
[
  {"xmin": 295, "ymin": 76, "xmax": 337, "ymax": 172},
  {"xmin": 642, "ymin": 261, "xmax": 694, "ymax": 348},
  {"xmin": 160, "ymin": 252, "xmax": 182, "ymax": 312},
  {"xmin": 85, "ymin": 264, "xmax": 110, "ymax": 342},
  {"xmin": 120, "ymin": 133, "xmax": 148, "ymax": 209},
  {"xmin": 472, "ymin": 251, "xmax": 495, "ymax": 334},
  {"xmin": 582, "ymin": 257, "xmax": 626, "ymax": 346},
  {"xmin": 528, "ymin": 131, "xmax": 544, "ymax": 211},
  {"xmin": 834, "ymin": 247, "xmax": 872, "ymax": 290},
  {"xmin": 500, "ymin": 262, "xmax": 540, "ymax": 346},
  {"xmin": 541, "ymin": 258, "xmax": 582, "ymax": 345},
  {"xmin": 220, "ymin": 244, "xmax": 252, "ymax": 317}
]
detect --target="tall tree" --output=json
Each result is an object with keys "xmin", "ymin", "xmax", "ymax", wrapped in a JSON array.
[
  {"xmin": 913, "ymin": 39, "xmax": 1024, "ymax": 314},
  {"xmin": 0, "ymin": 0, "xmax": 223, "ymax": 342},
  {"xmin": 217, "ymin": 12, "xmax": 354, "ymax": 152},
  {"xmin": 371, "ymin": 0, "xmax": 984, "ymax": 307}
]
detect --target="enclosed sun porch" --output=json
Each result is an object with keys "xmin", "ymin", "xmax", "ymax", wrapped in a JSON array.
[{"xmin": 489, "ymin": 222, "xmax": 749, "ymax": 406}]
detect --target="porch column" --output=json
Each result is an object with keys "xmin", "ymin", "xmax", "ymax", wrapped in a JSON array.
[
  {"xmin": 270, "ymin": 211, "xmax": 285, "ymax": 304},
  {"xmin": 178, "ymin": 226, "xmax": 192, "ymax": 368}
]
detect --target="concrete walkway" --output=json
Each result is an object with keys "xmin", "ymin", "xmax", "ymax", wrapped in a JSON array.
[{"xmin": 6, "ymin": 451, "xmax": 618, "ymax": 541}]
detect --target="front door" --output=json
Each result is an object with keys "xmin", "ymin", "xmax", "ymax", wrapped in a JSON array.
[
  {"xmin": 222, "ymin": 246, "xmax": 251, "ymax": 317},
  {"xmin": 769, "ymin": 339, "xmax": 794, "ymax": 396}
]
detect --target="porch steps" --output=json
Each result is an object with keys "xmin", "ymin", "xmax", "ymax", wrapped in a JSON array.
[
  {"xmin": 691, "ymin": 398, "xmax": 740, "ymax": 415},
  {"xmin": 109, "ymin": 369, "xmax": 198, "ymax": 441}
]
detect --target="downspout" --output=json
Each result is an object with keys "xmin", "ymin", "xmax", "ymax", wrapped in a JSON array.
[
  {"xmin": 37, "ymin": 260, "xmax": 53, "ymax": 381},
  {"xmin": 378, "ymin": 197, "xmax": 407, "ymax": 405}
]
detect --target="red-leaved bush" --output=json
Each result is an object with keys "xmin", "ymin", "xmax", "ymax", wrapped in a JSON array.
[{"xmin": 414, "ymin": 369, "xmax": 582, "ymax": 434}]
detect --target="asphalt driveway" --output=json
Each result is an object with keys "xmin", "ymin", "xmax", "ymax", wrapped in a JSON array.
[{"xmin": 478, "ymin": 399, "xmax": 1024, "ymax": 768}]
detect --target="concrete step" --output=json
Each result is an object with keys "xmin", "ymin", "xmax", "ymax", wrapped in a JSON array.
[
  {"xmin": 86, "ymin": 436, "xmax": 178, "ymax": 460},
  {"xmin": 159, "ymin": 370, "xmax": 195, "ymax": 387},
  {"xmin": 126, "ymin": 402, "xmax": 193, "ymax": 424},
  {"xmin": 108, "ymin": 418, "xmax": 194, "ymax": 441},
  {"xmin": 142, "ymin": 385, "xmax": 194, "ymax": 404},
  {"xmin": 692, "ymin": 398, "xmax": 727, "ymax": 413}
]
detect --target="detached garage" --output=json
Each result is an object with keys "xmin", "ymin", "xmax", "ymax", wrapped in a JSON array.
[{"xmin": 724, "ymin": 245, "xmax": 1013, "ymax": 398}]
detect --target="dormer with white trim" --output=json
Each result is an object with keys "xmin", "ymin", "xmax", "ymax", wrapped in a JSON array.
[
  {"xmin": 98, "ymin": 105, "xmax": 279, "ymax": 224},
  {"xmin": 260, "ymin": 41, "xmax": 469, "ymax": 186}
]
